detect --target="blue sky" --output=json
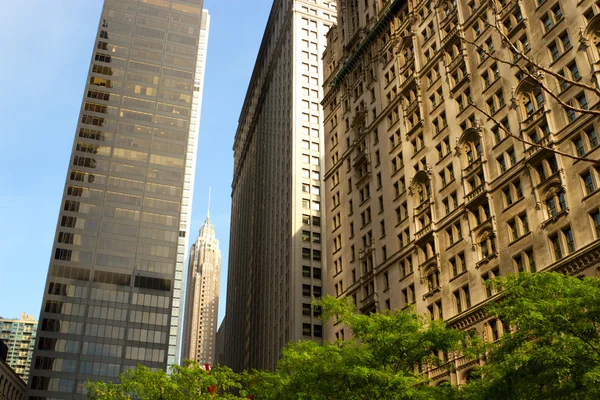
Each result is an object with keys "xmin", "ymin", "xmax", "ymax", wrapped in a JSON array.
[{"xmin": 0, "ymin": 0, "xmax": 273, "ymax": 326}]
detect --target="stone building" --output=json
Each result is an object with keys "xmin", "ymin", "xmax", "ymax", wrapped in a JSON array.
[
  {"xmin": 322, "ymin": 0, "xmax": 600, "ymax": 384},
  {"xmin": 181, "ymin": 198, "xmax": 221, "ymax": 366},
  {"xmin": 222, "ymin": 0, "xmax": 337, "ymax": 372},
  {"xmin": 0, "ymin": 340, "xmax": 27, "ymax": 400}
]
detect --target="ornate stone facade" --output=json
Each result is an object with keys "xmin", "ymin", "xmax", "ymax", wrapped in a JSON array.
[{"xmin": 322, "ymin": 0, "xmax": 600, "ymax": 384}]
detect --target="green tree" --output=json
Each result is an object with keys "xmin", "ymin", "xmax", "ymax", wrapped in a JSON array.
[
  {"xmin": 462, "ymin": 272, "xmax": 600, "ymax": 400},
  {"xmin": 251, "ymin": 296, "xmax": 467, "ymax": 400},
  {"xmin": 87, "ymin": 361, "xmax": 249, "ymax": 400}
]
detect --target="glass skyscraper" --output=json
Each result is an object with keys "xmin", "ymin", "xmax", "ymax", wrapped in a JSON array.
[{"xmin": 28, "ymin": 0, "xmax": 206, "ymax": 398}]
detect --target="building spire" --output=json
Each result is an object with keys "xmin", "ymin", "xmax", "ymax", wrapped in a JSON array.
[{"xmin": 207, "ymin": 187, "xmax": 211, "ymax": 220}]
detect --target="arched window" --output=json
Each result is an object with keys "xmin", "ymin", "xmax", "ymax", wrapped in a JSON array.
[
  {"xmin": 416, "ymin": 182, "xmax": 431, "ymax": 204},
  {"xmin": 583, "ymin": 14, "xmax": 600, "ymax": 61},
  {"xmin": 544, "ymin": 186, "xmax": 567, "ymax": 218},
  {"xmin": 426, "ymin": 267, "xmax": 440, "ymax": 292},
  {"xmin": 516, "ymin": 81, "xmax": 545, "ymax": 121},
  {"xmin": 463, "ymin": 369, "xmax": 477, "ymax": 383},
  {"xmin": 479, "ymin": 231, "xmax": 496, "ymax": 259}
]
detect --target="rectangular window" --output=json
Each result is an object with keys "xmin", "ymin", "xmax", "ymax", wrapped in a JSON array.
[
  {"xmin": 563, "ymin": 226, "xmax": 576, "ymax": 254},
  {"xmin": 590, "ymin": 209, "xmax": 600, "ymax": 238}
]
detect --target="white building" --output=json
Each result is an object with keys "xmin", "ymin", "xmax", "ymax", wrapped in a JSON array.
[{"xmin": 223, "ymin": 0, "xmax": 337, "ymax": 372}]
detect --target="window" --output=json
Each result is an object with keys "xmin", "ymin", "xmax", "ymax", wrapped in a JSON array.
[
  {"xmin": 482, "ymin": 267, "xmax": 500, "ymax": 297},
  {"xmin": 428, "ymin": 300, "xmax": 443, "ymax": 320},
  {"xmin": 450, "ymin": 252, "xmax": 466, "ymax": 277},
  {"xmin": 302, "ymin": 266, "xmax": 311, "ymax": 277},
  {"xmin": 492, "ymin": 118, "xmax": 509, "ymax": 144},
  {"xmin": 479, "ymin": 233, "xmax": 496, "ymax": 259},
  {"xmin": 302, "ymin": 303, "xmax": 311, "ymax": 316},
  {"xmin": 516, "ymin": 34, "xmax": 530, "ymax": 53},
  {"xmin": 567, "ymin": 61, "xmax": 581, "ymax": 80},
  {"xmin": 401, "ymin": 283, "xmax": 415, "ymax": 306},
  {"xmin": 545, "ymin": 189, "xmax": 567, "ymax": 218},
  {"xmin": 446, "ymin": 222, "xmax": 463, "ymax": 246},
  {"xmin": 312, "ymin": 250, "xmax": 321, "ymax": 262},
  {"xmin": 507, "ymin": 213, "xmax": 529, "ymax": 241},
  {"xmin": 426, "ymin": 269, "xmax": 440, "ymax": 292},
  {"xmin": 302, "ymin": 214, "xmax": 311, "ymax": 225},
  {"xmin": 454, "ymin": 285, "xmax": 471, "ymax": 314},
  {"xmin": 302, "ymin": 248, "xmax": 311, "ymax": 260},
  {"xmin": 302, "ymin": 230, "xmax": 311, "ymax": 242},
  {"xmin": 534, "ymin": 155, "xmax": 559, "ymax": 184},
  {"xmin": 581, "ymin": 170, "xmax": 596, "ymax": 195},
  {"xmin": 302, "ymin": 323, "xmax": 311, "ymax": 336},
  {"xmin": 313, "ymin": 325, "xmax": 322, "ymax": 338},
  {"xmin": 549, "ymin": 226, "xmax": 576, "ymax": 260},
  {"xmin": 313, "ymin": 232, "xmax": 321, "ymax": 244},
  {"xmin": 514, "ymin": 248, "xmax": 536, "ymax": 273},
  {"xmin": 590, "ymin": 208, "xmax": 600, "ymax": 239},
  {"xmin": 541, "ymin": 4, "xmax": 563, "ymax": 33}
]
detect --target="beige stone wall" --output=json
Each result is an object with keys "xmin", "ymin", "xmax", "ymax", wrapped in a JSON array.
[{"xmin": 322, "ymin": 0, "xmax": 600, "ymax": 382}]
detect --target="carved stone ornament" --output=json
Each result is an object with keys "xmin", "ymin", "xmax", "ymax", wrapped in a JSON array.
[
  {"xmin": 454, "ymin": 144, "xmax": 463, "ymax": 157},
  {"xmin": 580, "ymin": 27, "xmax": 590, "ymax": 48},
  {"xmin": 544, "ymin": 186, "xmax": 558, "ymax": 199},
  {"xmin": 510, "ymin": 87, "xmax": 519, "ymax": 109}
]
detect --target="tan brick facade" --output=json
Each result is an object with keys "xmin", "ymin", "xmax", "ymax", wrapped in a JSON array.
[{"xmin": 322, "ymin": 0, "xmax": 600, "ymax": 385}]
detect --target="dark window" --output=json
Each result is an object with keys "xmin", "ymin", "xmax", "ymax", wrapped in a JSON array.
[
  {"xmin": 313, "ymin": 325, "xmax": 323, "ymax": 338},
  {"xmin": 134, "ymin": 276, "xmax": 171, "ymax": 291}
]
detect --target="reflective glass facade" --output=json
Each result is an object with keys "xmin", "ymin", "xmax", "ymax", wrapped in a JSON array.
[{"xmin": 28, "ymin": 1, "xmax": 205, "ymax": 398}]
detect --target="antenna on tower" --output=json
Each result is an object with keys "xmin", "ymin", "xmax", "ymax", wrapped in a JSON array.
[{"xmin": 207, "ymin": 187, "xmax": 211, "ymax": 220}]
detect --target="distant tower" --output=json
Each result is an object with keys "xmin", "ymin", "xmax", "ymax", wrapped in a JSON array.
[
  {"xmin": 182, "ymin": 189, "xmax": 221, "ymax": 365},
  {"xmin": 0, "ymin": 312, "xmax": 37, "ymax": 383}
]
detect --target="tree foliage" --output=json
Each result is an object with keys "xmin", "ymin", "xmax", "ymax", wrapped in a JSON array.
[
  {"xmin": 461, "ymin": 272, "xmax": 600, "ymax": 400},
  {"xmin": 251, "ymin": 296, "xmax": 467, "ymax": 400},
  {"xmin": 87, "ymin": 361, "xmax": 249, "ymax": 400},
  {"xmin": 87, "ymin": 273, "xmax": 600, "ymax": 400}
]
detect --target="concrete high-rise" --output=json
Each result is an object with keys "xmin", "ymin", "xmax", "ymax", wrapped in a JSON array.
[
  {"xmin": 0, "ymin": 313, "xmax": 37, "ymax": 383},
  {"xmin": 322, "ymin": 0, "xmax": 600, "ymax": 385},
  {"xmin": 1, "ymin": 339, "xmax": 27, "ymax": 400},
  {"xmin": 28, "ymin": 1, "xmax": 207, "ymax": 398},
  {"xmin": 181, "ymin": 193, "xmax": 221, "ymax": 365},
  {"xmin": 222, "ymin": 0, "xmax": 337, "ymax": 372}
]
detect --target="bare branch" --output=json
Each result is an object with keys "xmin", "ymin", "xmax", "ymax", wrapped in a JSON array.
[
  {"xmin": 488, "ymin": 19, "xmax": 600, "ymax": 98},
  {"xmin": 468, "ymin": 100, "xmax": 598, "ymax": 164},
  {"xmin": 460, "ymin": 35, "xmax": 600, "ymax": 118}
]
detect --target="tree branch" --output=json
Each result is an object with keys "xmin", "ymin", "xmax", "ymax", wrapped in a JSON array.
[
  {"xmin": 468, "ymin": 100, "xmax": 598, "ymax": 163},
  {"xmin": 461, "ymin": 35, "xmax": 600, "ymax": 118},
  {"xmin": 488, "ymin": 18, "xmax": 600, "ymax": 97}
]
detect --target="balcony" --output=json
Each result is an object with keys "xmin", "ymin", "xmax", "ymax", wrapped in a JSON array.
[
  {"xmin": 399, "ymin": 72, "xmax": 417, "ymax": 94},
  {"xmin": 441, "ymin": 26, "xmax": 461, "ymax": 48},
  {"xmin": 360, "ymin": 293, "xmax": 378, "ymax": 313},
  {"xmin": 404, "ymin": 99, "xmax": 419, "ymax": 116},
  {"xmin": 415, "ymin": 223, "xmax": 433, "ymax": 240},
  {"xmin": 359, "ymin": 240, "xmax": 375, "ymax": 260},
  {"xmin": 352, "ymin": 147, "xmax": 370, "ymax": 167},
  {"xmin": 447, "ymin": 53, "xmax": 467, "ymax": 74},
  {"xmin": 439, "ymin": 7, "xmax": 458, "ymax": 28},
  {"xmin": 465, "ymin": 183, "xmax": 488, "ymax": 205},
  {"xmin": 463, "ymin": 157, "xmax": 484, "ymax": 176},
  {"xmin": 414, "ymin": 199, "xmax": 431, "ymax": 215},
  {"xmin": 524, "ymin": 135, "xmax": 554, "ymax": 161},
  {"xmin": 541, "ymin": 208, "xmax": 569, "ymax": 228},
  {"xmin": 476, "ymin": 251, "xmax": 498, "ymax": 268}
]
